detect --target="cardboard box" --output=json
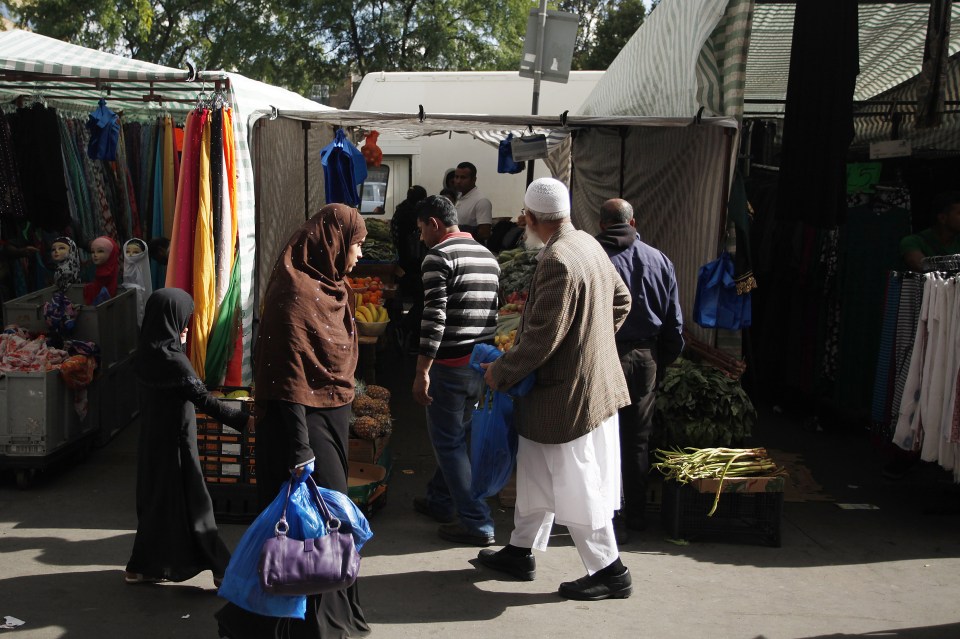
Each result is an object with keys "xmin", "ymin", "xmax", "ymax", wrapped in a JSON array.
[
  {"xmin": 348, "ymin": 434, "xmax": 390, "ymax": 464},
  {"xmin": 690, "ymin": 475, "xmax": 786, "ymax": 494}
]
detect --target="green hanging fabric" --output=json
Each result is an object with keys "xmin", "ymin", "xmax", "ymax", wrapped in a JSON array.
[{"xmin": 204, "ymin": 252, "xmax": 241, "ymax": 387}]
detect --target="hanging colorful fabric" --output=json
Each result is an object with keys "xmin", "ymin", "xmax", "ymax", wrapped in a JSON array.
[
  {"xmin": 320, "ymin": 128, "xmax": 366, "ymax": 206},
  {"xmin": 205, "ymin": 253, "xmax": 241, "ymax": 386},
  {"xmin": 360, "ymin": 130, "xmax": 383, "ymax": 167},
  {"xmin": 191, "ymin": 111, "xmax": 216, "ymax": 379},
  {"xmin": 86, "ymin": 98, "xmax": 120, "ymax": 161}
]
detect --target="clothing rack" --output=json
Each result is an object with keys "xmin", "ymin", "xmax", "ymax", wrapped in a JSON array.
[{"xmin": 920, "ymin": 253, "xmax": 960, "ymax": 272}]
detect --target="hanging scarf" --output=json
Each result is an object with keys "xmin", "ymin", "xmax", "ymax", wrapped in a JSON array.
[
  {"xmin": 254, "ymin": 204, "xmax": 367, "ymax": 408},
  {"xmin": 134, "ymin": 288, "xmax": 197, "ymax": 386},
  {"xmin": 51, "ymin": 236, "xmax": 80, "ymax": 293},
  {"xmin": 190, "ymin": 111, "xmax": 215, "ymax": 380},
  {"xmin": 83, "ymin": 236, "xmax": 120, "ymax": 305},
  {"xmin": 121, "ymin": 238, "xmax": 153, "ymax": 326}
]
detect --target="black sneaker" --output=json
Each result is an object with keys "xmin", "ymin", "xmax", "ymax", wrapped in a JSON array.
[
  {"xmin": 477, "ymin": 547, "xmax": 536, "ymax": 581},
  {"xmin": 558, "ymin": 567, "xmax": 632, "ymax": 601},
  {"xmin": 413, "ymin": 497, "xmax": 455, "ymax": 523},
  {"xmin": 438, "ymin": 522, "xmax": 495, "ymax": 546}
]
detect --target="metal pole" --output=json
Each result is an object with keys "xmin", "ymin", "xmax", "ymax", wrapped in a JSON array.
[{"xmin": 526, "ymin": 0, "xmax": 548, "ymax": 187}]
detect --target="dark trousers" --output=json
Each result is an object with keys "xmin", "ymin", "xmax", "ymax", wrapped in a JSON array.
[{"xmin": 617, "ymin": 342, "xmax": 658, "ymax": 518}]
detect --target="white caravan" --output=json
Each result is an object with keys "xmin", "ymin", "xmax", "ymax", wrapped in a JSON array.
[{"xmin": 349, "ymin": 71, "xmax": 603, "ymax": 221}]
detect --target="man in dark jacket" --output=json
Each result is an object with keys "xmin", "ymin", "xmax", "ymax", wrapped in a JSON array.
[{"xmin": 595, "ymin": 198, "xmax": 684, "ymax": 537}]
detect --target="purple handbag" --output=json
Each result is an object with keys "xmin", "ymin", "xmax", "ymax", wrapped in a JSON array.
[{"xmin": 258, "ymin": 475, "xmax": 361, "ymax": 596}]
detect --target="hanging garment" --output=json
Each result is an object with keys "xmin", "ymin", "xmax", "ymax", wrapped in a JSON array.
[
  {"xmin": 162, "ymin": 116, "xmax": 176, "ymax": 240},
  {"xmin": 0, "ymin": 116, "xmax": 26, "ymax": 220},
  {"xmin": 121, "ymin": 238, "xmax": 153, "ymax": 326},
  {"xmin": 7, "ymin": 103, "xmax": 71, "ymax": 231},
  {"xmin": 204, "ymin": 253, "xmax": 240, "ymax": 387},
  {"xmin": 360, "ymin": 130, "xmax": 383, "ymax": 167},
  {"xmin": 191, "ymin": 114, "xmax": 216, "ymax": 379},
  {"xmin": 320, "ymin": 128, "xmax": 366, "ymax": 206},
  {"xmin": 871, "ymin": 272, "xmax": 902, "ymax": 434},
  {"xmin": 210, "ymin": 107, "xmax": 226, "ymax": 302},
  {"xmin": 167, "ymin": 110, "xmax": 205, "ymax": 292},
  {"xmin": 86, "ymin": 98, "xmax": 120, "ymax": 161},
  {"xmin": 152, "ymin": 122, "xmax": 165, "ymax": 242}
]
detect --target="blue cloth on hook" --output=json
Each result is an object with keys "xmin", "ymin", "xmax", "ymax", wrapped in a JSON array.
[
  {"xmin": 86, "ymin": 98, "xmax": 120, "ymax": 161},
  {"xmin": 320, "ymin": 129, "xmax": 367, "ymax": 206}
]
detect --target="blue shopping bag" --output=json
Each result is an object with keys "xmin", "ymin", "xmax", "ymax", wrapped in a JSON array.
[
  {"xmin": 693, "ymin": 252, "xmax": 752, "ymax": 330},
  {"xmin": 217, "ymin": 476, "xmax": 373, "ymax": 619},
  {"xmin": 470, "ymin": 387, "xmax": 518, "ymax": 500}
]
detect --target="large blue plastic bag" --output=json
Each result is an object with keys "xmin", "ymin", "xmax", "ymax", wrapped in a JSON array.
[
  {"xmin": 217, "ymin": 479, "xmax": 373, "ymax": 619},
  {"xmin": 470, "ymin": 388, "xmax": 518, "ymax": 499},
  {"xmin": 469, "ymin": 343, "xmax": 534, "ymax": 397}
]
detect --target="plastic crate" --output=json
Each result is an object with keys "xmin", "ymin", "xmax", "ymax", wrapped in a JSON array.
[
  {"xmin": 3, "ymin": 285, "xmax": 137, "ymax": 370},
  {"xmin": 0, "ymin": 369, "xmax": 95, "ymax": 464},
  {"xmin": 661, "ymin": 479, "xmax": 783, "ymax": 547},
  {"xmin": 87, "ymin": 355, "xmax": 139, "ymax": 446},
  {"xmin": 196, "ymin": 387, "xmax": 254, "ymax": 484}
]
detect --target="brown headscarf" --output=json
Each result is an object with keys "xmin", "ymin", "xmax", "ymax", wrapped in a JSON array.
[{"xmin": 254, "ymin": 204, "xmax": 367, "ymax": 408}]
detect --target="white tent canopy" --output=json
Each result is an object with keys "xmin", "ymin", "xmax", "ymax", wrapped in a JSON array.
[{"xmin": 0, "ymin": 28, "xmax": 332, "ymax": 383}]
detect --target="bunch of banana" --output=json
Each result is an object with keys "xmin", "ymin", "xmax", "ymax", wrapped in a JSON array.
[{"xmin": 356, "ymin": 302, "xmax": 388, "ymax": 323}]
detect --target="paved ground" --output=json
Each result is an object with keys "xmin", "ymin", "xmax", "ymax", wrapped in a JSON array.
[{"xmin": 2, "ymin": 350, "xmax": 960, "ymax": 638}]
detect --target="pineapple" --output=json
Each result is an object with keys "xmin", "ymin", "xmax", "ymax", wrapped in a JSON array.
[
  {"xmin": 352, "ymin": 395, "xmax": 389, "ymax": 417},
  {"xmin": 365, "ymin": 384, "xmax": 391, "ymax": 402},
  {"xmin": 373, "ymin": 413, "xmax": 393, "ymax": 436},
  {"xmin": 351, "ymin": 416, "xmax": 379, "ymax": 440}
]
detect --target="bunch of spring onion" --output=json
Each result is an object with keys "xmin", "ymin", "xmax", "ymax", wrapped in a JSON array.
[{"xmin": 653, "ymin": 447, "xmax": 784, "ymax": 516}]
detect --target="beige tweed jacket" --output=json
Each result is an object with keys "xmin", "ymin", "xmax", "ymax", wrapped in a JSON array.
[{"xmin": 489, "ymin": 224, "xmax": 632, "ymax": 444}]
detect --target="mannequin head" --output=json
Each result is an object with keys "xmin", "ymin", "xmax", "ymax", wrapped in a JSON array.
[
  {"xmin": 90, "ymin": 237, "xmax": 116, "ymax": 266},
  {"xmin": 124, "ymin": 238, "xmax": 147, "ymax": 258},
  {"xmin": 51, "ymin": 241, "xmax": 71, "ymax": 263}
]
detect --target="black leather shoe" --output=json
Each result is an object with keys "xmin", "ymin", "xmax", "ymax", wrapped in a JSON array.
[
  {"xmin": 438, "ymin": 522, "xmax": 495, "ymax": 546},
  {"xmin": 558, "ymin": 567, "xmax": 632, "ymax": 601},
  {"xmin": 477, "ymin": 547, "xmax": 536, "ymax": 581},
  {"xmin": 413, "ymin": 497, "xmax": 455, "ymax": 523}
]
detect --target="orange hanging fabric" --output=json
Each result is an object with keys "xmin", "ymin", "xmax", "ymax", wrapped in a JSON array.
[{"xmin": 361, "ymin": 130, "xmax": 382, "ymax": 167}]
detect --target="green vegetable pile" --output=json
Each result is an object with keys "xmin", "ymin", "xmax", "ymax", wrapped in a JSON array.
[
  {"xmin": 497, "ymin": 247, "xmax": 538, "ymax": 296},
  {"xmin": 655, "ymin": 358, "xmax": 756, "ymax": 449},
  {"xmin": 653, "ymin": 447, "xmax": 783, "ymax": 516},
  {"xmin": 360, "ymin": 218, "xmax": 397, "ymax": 263}
]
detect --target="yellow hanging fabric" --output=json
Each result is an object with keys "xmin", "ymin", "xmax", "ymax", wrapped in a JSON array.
[
  {"xmin": 222, "ymin": 107, "xmax": 238, "ymax": 269},
  {"xmin": 190, "ymin": 117, "xmax": 216, "ymax": 379},
  {"xmin": 162, "ymin": 116, "xmax": 175, "ymax": 240}
]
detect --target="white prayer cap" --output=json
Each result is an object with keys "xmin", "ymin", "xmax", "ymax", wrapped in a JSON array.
[{"xmin": 524, "ymin": 177, "xmax": 570, "ymax": 221}]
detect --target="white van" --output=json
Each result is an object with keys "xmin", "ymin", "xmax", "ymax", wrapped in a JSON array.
[{"xmin": 349, "ymin": 71, "xmax": 603, "ymax": 221}]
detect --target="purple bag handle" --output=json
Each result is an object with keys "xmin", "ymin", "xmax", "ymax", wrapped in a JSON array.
[{"xmin": 274, "ymin": 474, "xmax": 342, "ymax": 536}]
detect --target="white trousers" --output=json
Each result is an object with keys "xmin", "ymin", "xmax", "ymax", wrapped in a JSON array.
[{"xmin": 508, "ymin": 414, "xmax": 621, "ymax": 574}]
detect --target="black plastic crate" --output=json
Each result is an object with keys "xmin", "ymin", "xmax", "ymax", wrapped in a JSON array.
[
  {"xmin": 661, "ymin": 480, "xmax": 783, "ymax": 547},
  {"xmin": 199, "ymin": 454, "xmax": 243, "ymax": 481}
]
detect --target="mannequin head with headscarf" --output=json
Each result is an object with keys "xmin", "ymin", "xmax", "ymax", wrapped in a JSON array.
[
  {"xmin": 121, "ymin": 238, "xmax": 153, "ymax": 326},
  {"xmin": 84, "ymin": 235, "xmax": 120, "ymax": 304},
  {"xmin": 51, "ymin": 236, "xmax": 80, "ymax": 293},
  {"xmin": 254, "ymin": 204, "xmax": 367, "ymax": 407}
]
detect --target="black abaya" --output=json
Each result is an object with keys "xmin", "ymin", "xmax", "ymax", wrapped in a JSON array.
[
  {"xmin": 126, "ymin": 289, "xmax": 250, "ymax": 582},
  {"xmin": 216, "ymin": 401, "xmax": 370, "ymax": 639}
]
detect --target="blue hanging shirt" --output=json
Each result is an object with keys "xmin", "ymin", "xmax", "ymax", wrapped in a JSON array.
[
  {"xmin": 86, "ymin": 98, "xmax": 120, "ymax": 161},
  {"xmin": 320, "ymin": 129, "xmax": 367, "ymax": 206}
]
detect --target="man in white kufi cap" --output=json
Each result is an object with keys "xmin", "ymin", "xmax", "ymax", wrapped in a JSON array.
[{"xmin": 477, "ymin": 177, "xmax": 635, "ymax": 600}]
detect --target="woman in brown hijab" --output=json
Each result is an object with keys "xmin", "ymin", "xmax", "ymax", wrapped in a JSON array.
[{"xmin": 216, "ymin": 204, "xmax": 369, "ymax": 639}]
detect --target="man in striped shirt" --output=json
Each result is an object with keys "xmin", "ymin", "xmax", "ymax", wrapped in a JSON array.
[{"xmin": 412, "ymin": 194, "xmax": 500, "ymax": 546}]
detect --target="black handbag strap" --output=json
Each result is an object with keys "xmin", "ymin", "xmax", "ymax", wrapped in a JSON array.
[{"xmin": 275, "ymin": 474, "xmax": 342, "ymax": 536}]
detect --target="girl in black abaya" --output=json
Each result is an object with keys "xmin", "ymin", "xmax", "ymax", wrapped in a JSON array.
[{"xmin": 125, "ymin": 288, "xmax": 251, "ymax": 586}]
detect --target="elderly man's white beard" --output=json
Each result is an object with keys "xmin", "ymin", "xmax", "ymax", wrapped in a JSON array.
[{"xmin": 523, "ymin": 231, "xmax": 545, "ymax": 251}]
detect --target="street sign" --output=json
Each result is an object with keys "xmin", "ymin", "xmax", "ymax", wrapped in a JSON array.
[{"xmin": 519, "ymin": 8, "xmax": 578, "ymax": 84}]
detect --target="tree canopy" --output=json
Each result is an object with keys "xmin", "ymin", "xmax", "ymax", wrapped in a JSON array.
[{"xmin": 4, "ymin": 0, "xmax": 646, "ymax": 94}]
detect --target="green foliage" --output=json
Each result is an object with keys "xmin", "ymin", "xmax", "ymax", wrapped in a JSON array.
[
  {"xmin": 655, "ymin": 358, "xmax": 756, "ymax": 449},
  {"xmin": 554, "ymin": 0, "xmax": 646, "ymax": 71},
  {"xmin": 8, "ymin": 0, "xmax": 531, "ymax": 94}
]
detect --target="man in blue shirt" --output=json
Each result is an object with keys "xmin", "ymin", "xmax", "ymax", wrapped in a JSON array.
[{"xmin": 595, "ymin": 199, "xmax": 683, "ymax": 538}]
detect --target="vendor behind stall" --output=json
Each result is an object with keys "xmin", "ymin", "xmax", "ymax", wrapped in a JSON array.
[{"xmin": 900, "ymin": 191, "xmax": 960, "ymax": 271}]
